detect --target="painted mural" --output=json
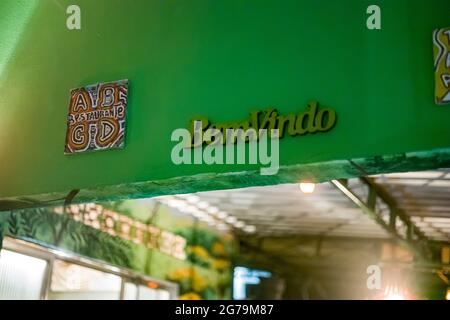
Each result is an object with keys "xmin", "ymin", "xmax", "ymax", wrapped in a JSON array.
[{"xmin": 0, "ymin": 199, "xmax": 235, "ymax": 300}]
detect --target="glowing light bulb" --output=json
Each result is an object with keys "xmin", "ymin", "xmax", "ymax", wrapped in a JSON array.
[
  {"xmin": 186, "ymin": 195, "xmax": 200, "ymax": 203},
  {"xmin": 226, "ymin": 216, "xmax": 237, "ymax": 224},
  {"xmin": 300, "ymin": 182, "xmax": 315, "ymax": 194},
  {"xmin": 234, "ymin": 221, "xmax": 245, "ymax": 228},
  {"xmin": 197, "ymin": 201, "xmax": 209, "ymax": 209},
  {"xmin": 243, "ymin": 225, "xmax": 256, "ymax": 233},
  {"xmin": 207, "ymin": 206, "xmax": 219, "ymax": 214},
  {"xmin": 217, "ymin": 211, "xmax": 228, "ymax": 219}
]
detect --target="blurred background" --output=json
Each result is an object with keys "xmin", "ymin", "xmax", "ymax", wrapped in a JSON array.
[{"xmin": 1, "ymin": 168, "xmax": 449, "ymax": 300}]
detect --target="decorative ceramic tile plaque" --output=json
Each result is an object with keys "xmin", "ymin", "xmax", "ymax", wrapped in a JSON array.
[
  {"xmin": 65, "ymin": 80, "xmax": 128, "ymax": 154},
  {"xmin": 434, "ymin": 28, "xmax": 450, "ymax": 105}
]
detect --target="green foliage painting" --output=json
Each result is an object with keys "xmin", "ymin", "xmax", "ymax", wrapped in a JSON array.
[
  {"xmin": 168, "ymin": 226, "xmax": 234, "ymax": 300},
  {"xmin": 2, "ymin": 207, "xmax": 133, "ymax": 268},
  {"xmin": 0, "ymin": 200, "xmax": 235, "ymax": 300}
]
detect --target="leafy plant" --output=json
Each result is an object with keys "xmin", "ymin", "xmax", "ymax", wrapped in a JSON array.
[{"xmin": 5, "ymin": 207, "xmax": 133, "ymax": 269}]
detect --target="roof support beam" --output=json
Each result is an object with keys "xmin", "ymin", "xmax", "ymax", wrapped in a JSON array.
[{"xmin": 330, "ymin": 178, "xmax": 433, "ymax": 261}]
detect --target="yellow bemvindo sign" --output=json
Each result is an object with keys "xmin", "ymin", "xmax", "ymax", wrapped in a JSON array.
[
  {"xmin": 187, "ymin": 101, "xmax": 337, "ymax": 147},
  {"xmin": 434, "ymin": 27, "xmax": 450, "ymax": 105}
]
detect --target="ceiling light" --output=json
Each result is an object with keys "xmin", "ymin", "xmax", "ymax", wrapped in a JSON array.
[
  {"xmin": 184, "ymin": 205, "xmax": 198, "ymax": 213},
  {"xmin": 226, "ymin": 216, "xmax": 237, "ymax": 224},
  {"xmin": 207, "ymin": 206, "xmax": 219, "ymax": 214},
  {"xmin": 217, "ymin": 211, "xmax": 228, "ymax": 219},
  {"xmin": 192, "ymin": 211, "xmax": 202, "ymax": 218},
  {"xmin": 197, "ymin": 201, "xmax": 209, "ymax": 209},
  {"xmin": 185, "ymin": 195, "xmax": 200, "ymax": 203},
  {"xmin": 199, "ymin": 215, "xmax": 212, "ymax": 222},
  {"xmin": 234, "ymin": 221, "xmax": 245, "ymax": 228},
  {"xmin": 167, "ymin": 199, "xmax": 183, "ymax": 208},
  {"xmin": 243, "ymin": 225, "xmax": 256, "ymax": 233},
  {"xmin": 158, "ymin": 195, "xmax": 174, "ymax": 203},
  {"xmin": 299, "ymin": 182, "xmax": 315, "ymax": 194}
]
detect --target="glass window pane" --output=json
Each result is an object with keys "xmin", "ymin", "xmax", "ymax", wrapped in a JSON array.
[
  {"xmin": 0, "ymin": 250, "xmax": 47, "ymax": 300},
  {"xmin": 138, "ymin": 285, "xmax": 171, "ymax": 300},
  {"xmin": 49, "ymin": 260, "xmax": 121, "ymax": 300},
  {"xmin": 157, "ymin": 289, "xmax": 171, "ymax": 300},
  {"xmin": 138, "ymin": 285, "xmax": 158, "ymax": 300},
  {"xmin": 123, "ymin": 282, "xmax": 138, "ymax": 300}
]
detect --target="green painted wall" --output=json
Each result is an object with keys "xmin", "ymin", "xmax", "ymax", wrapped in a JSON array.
[{"xmin": 0, "ymin": 0, "xmax": 449, "ymax": 207}]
